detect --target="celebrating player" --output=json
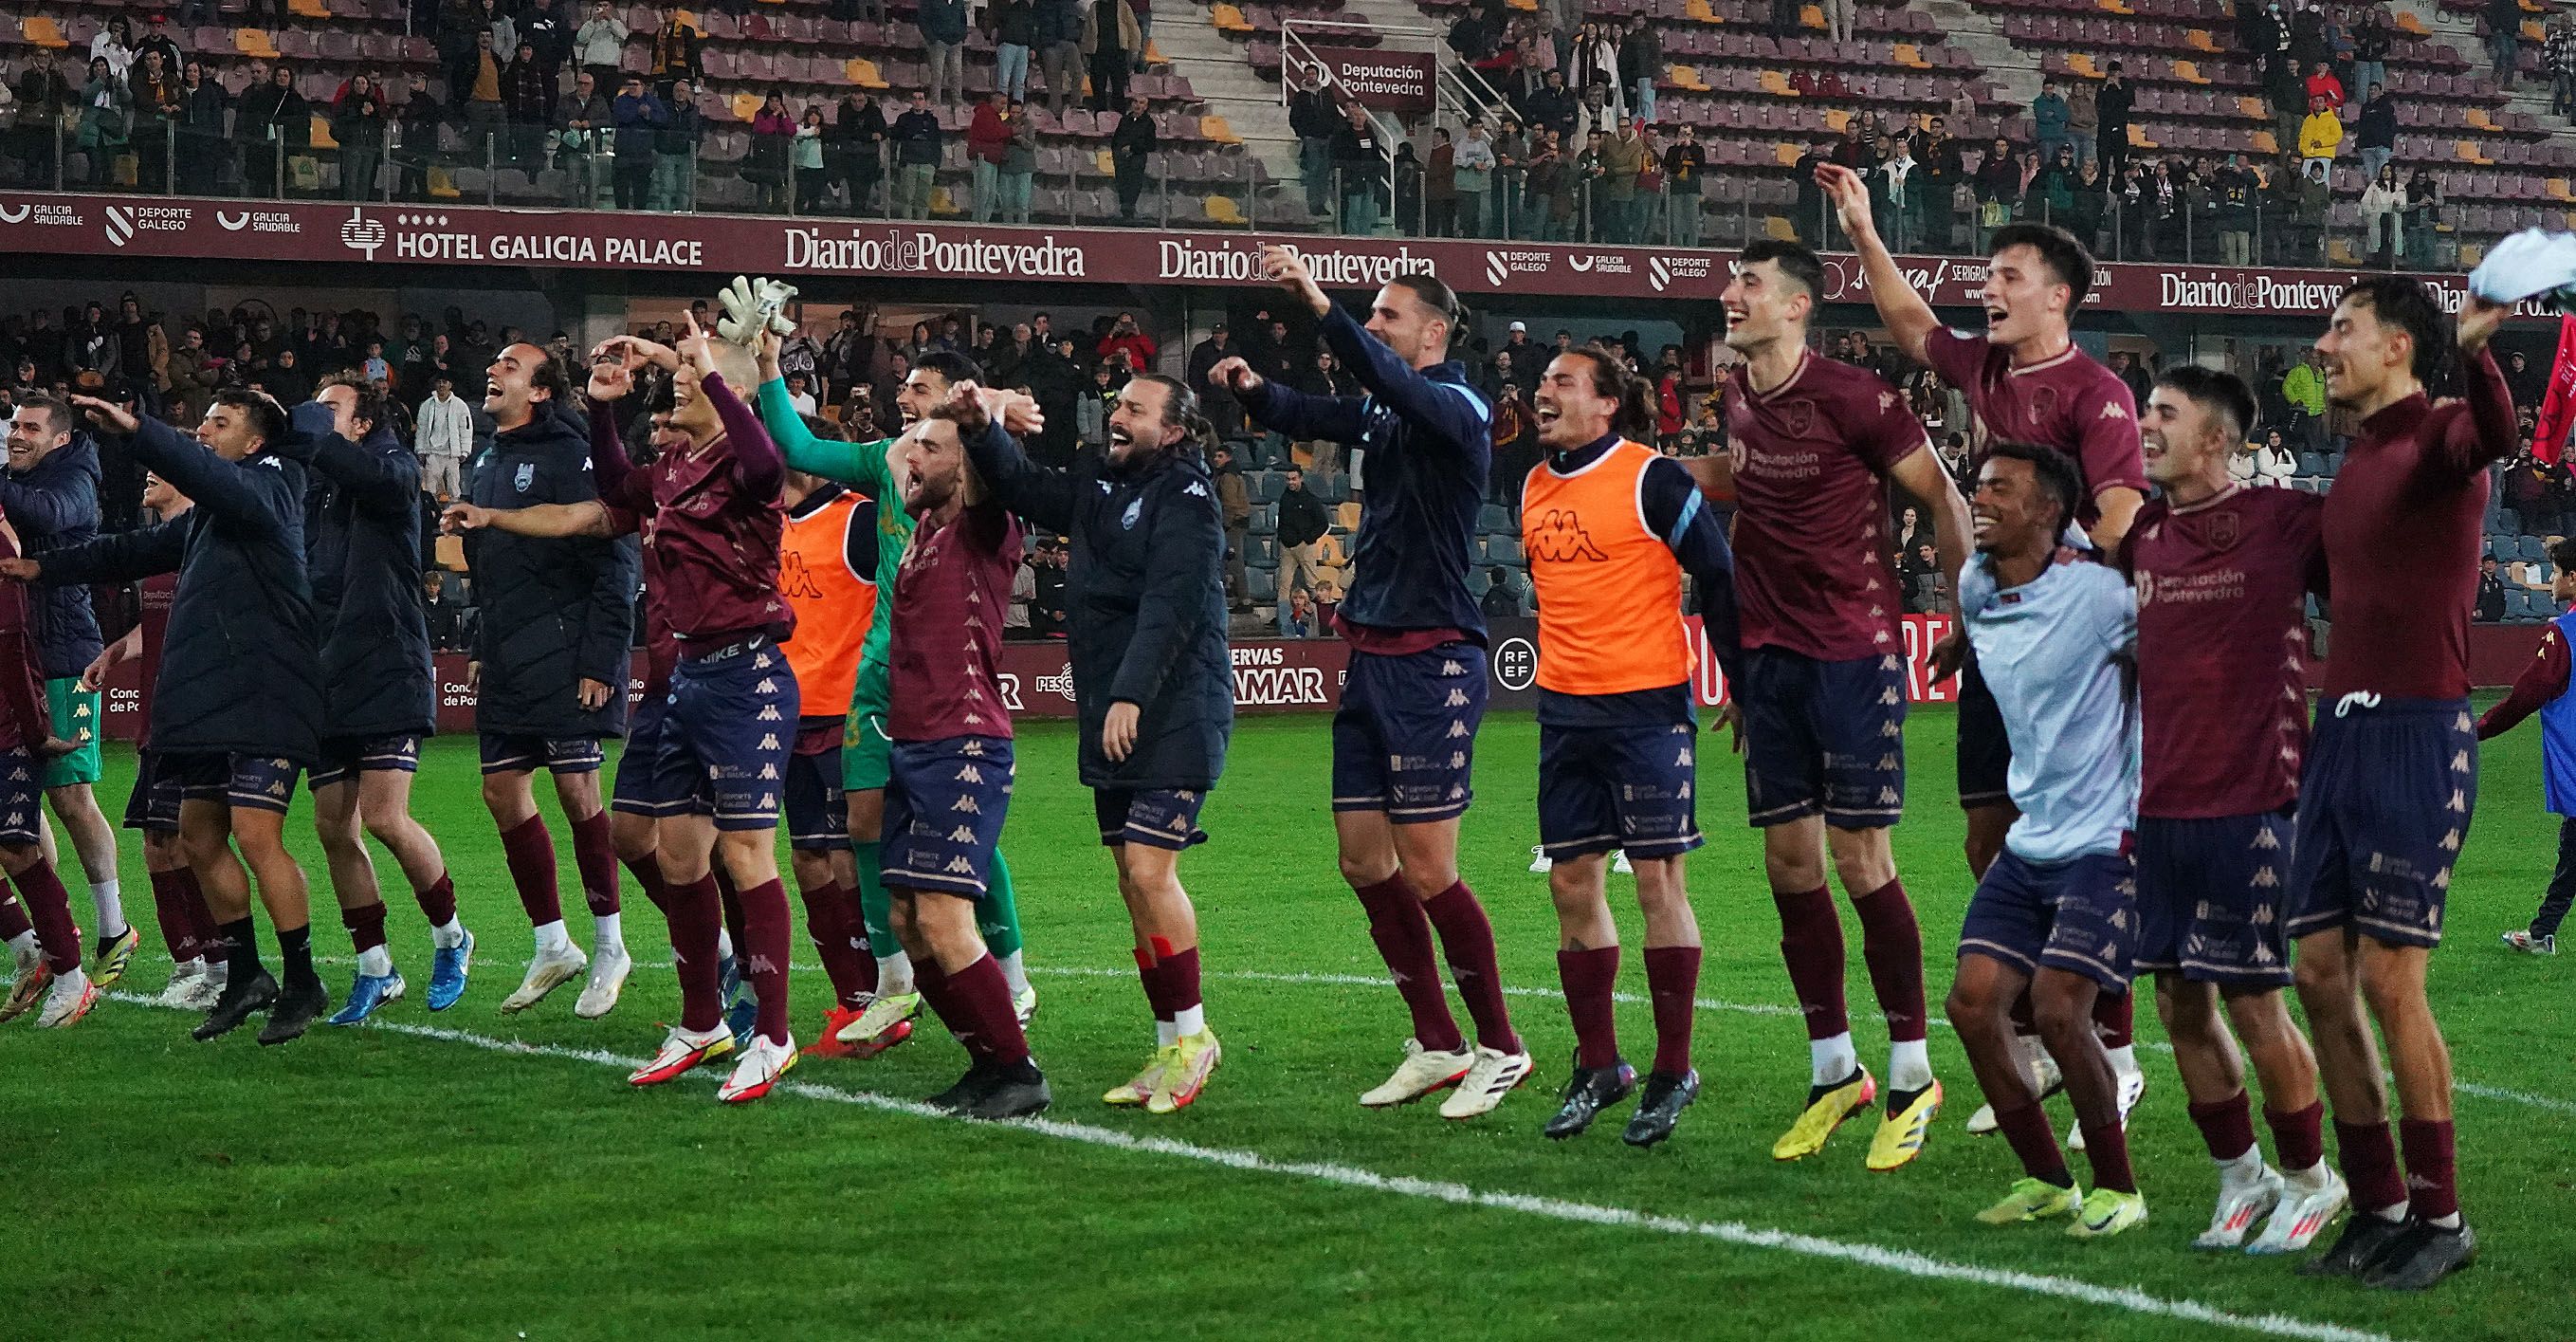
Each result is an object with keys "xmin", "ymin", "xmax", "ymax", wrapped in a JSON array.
[
  {"xmin": 758, "ymin": 343, "xmax": 1039, "ymax": 1054},
  {"xmin": 1701, "ymin": 239, "xmax": 1970, "ymax": 1169},
  {"xmin": 2476, "ymin": 538, "xmax": 2576, "ymax": 955},
  {"xmin": 0, "ymin": 464, "xmax": 93, "ymax": 1028},
  {"xmin": 963, "ymin": 371, "xmax": 1233, "ymax": 1114},
  {"xmin": 281, "ymin": 377, "xmax": 468, "ymax": 1024},
  {"xmin": 80, "ymin": 472, "xmax": 224, "ymax": 1010},
  {"xmin": 1945, "ymin": 442, "xmax": 2145, "ymax": 1240},
  {"xmin": 465, "ymin": 342, "xmax": 640, "ymax": 1019},
  {"xmin": 873, "ymin": 390, "xmax": 1049, "ymax": 1119},
  {"xmin": 2123, "ymin": 366, "xmax": 2346, "ymax": 1253},
  {"xmin": 450, "ymin": 319, "xmax": 804, "ymax": 1103},
  {"xmin": 774, "ymin": 444, "xmax": 882, "ymax": 1057},
  {"xmin": 1213, "ymin": 245, "xmax": 1531, "ymax": 1119},
  {"xmin": 21, "ymin": 392, "xmax": 327, "ymax": 1043},
  {"xmin": 1522, "ymin": 347, "xmax": 1740, "ymax": 1147},
  {"xmin": 2281, "ymin": 280, "xmax": 2512, "ymax": 1289},
  {"xmin": 1818, "ymin": 164, "xmax": 2151, "ymax": 1143},
  {"xmin": 0, "ymin": 395, "xmax": 134, "ymax": 987}
]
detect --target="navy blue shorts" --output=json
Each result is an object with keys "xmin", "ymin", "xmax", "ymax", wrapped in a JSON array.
[
  {"xmin": 649, "ymin": 637, "xmax": 799, "ymax": 831},
  {"xmin": 2134, "ymin": 811, "xmax": 2297, "ymax": 987},
  {"xmin": 122, "ymin": 750, "xmax": 182, "ymax": 836},
  {"xmin": 786, "ymin": 718, "xmax": 848, "ymax": 851},
  {"xmin": 1538, "ymin": 720, "xmax": 1705, "ymax": 860},
  {"xmin": 1959, "ymin": 848, "xmax": 2136, "ymax": 994},
  {"xmin": 1331, "ymin": 642, "xmax": 1487, "ymax": 823},
  {"xmin": 1955, "ymin": 657, "xmax": 2011, "ymax": 810},
  {"xmin": 480, "ymin": 732, "xmax": 605, "ymax": 777},
  {"xmin": 1738, "ymin": 646, "xmax": 1907, "ymax": 830},
  {"xmin": 611, "ymin": 689, "xmax": 686, "ymax": 818},
  {"xmin": 1094, "ymin": 786, "xmax": 1210, "ymax": 850},
  {"xmin": 163, "ymin": 752, "xmax": 302, "ymax": 816},
  {"xmin": 307, "ymin": 734, "xmax": 422, "ymax": 792},
  {"xmin": 0, "ymin": 749, "xmax": 44, "ymax": 844},
  {"xmin": 2285, "ymin": 695, "xmax": 2476, "ymax": 950},
  {"xmin": 881, "ymin": 736, "xmax": 1014, "ymax": 898}
]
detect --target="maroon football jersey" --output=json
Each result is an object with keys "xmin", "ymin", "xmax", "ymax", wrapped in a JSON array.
[
  {"xmin": 1922, "ymin": 327, "xmax": 2146, "ymax": 531},
  {"xmin": 886, "ymin": 501, "xmax": 1022, "ymax": 743},
  {"xmin": 1726, "ymin": 349, "xmax": 1930, "ymax": 660},
  {"xmin": 2123, "ymin": 485, "xmax": 2326, "ymax": 818}
]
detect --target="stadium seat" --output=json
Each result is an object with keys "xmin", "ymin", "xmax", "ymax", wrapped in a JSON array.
[
  {"xmin": 1335, "ymin": 501, "xmax": 1361, "ymax": 530},
  {"xmin": 1248, "ymin": 569, "xmax": 1277, "ymax": 602},
  {"xmin": 1249, "ymin": 470, "xmax": 1283, "ymax": 504},
  {"xmin": 1248, "ymin": 536, "xmax": 1279, "ymax": 567},
  {"xmin": 1251, "ymin": 503, "xmax": 1276, "ymax": 533},
  {"xmin": 1468, "ymin": 568, "xmax": 1493, "ymax": 598}
]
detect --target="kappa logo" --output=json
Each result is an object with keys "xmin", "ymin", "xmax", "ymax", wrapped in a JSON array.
[
  {"xmin": 1444, "ymin": 689, "xmax": 1469, "ymax": 708},
  {"xmin": 948, "ymin": 824, "xmax": 977, "ymax": 841},
  {"xmin": 758, "ymin": 706, "xmax": 782, "ymax": 721},
  {"xmin": 956, "ymin": 763, "xmax": 984, "ymax": 783},
  {"xmin": 2098, "ymin": 401, "xmax": 2129, "ymax": 420},
  {"xmin": 758, "ymin": 733, "xmax": 779, "ymax": 750},
  {"xmin": 1184, "ymin": 482, "xmax": 1206, "ymax": 498},
  {"xmin": 944, "ymin": 855, "xmax": 975, "ymax": 874},
  {"xmin": 952, "ymin": 795, "xmax": 983, "ymax": 814},
  {"xmin": 1524, "ymin": 507, "xmax": 1608, "ymax": 563},
  {"xmin": 339, "ymin": 208, "xmax": 387, "ymax": 260},
  {"xmin": 756, "ymin": 678, "xmax": 778, "ymax": 694},
  {"xmin": 776, "ymin": 548, "xmax": 824, "ymax": 599},
  {"xmin": 758, "ymin": 764, "xmax": 778, "ymax": 780}
]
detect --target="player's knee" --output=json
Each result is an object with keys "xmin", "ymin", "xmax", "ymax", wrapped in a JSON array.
[
  {"xmin": 1944, "ymin": 980, "xmax": 1995, "ymax": 1031},
  {"xmin": 2291, "ymin": 948, "xmax": 2349, "ymax": 1011},
  {"xmin": 1336, "ymin": 850, "xmax": 1395, "ymax": 889},
  {"xmin": 1762, "ymin": 844, "xmax": 1824, "ymax": 893},
  {"xmin": 2355, "ymin": 956, "xmax": 2419, "ymax": 1020},
  {"xmin": 2029, "ymin": 984, "xmax": 2090, "ymax": 1045}
]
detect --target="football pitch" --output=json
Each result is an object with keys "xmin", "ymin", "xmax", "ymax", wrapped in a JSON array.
[{"xmin": 9, "ymin": 705, "xmax": 2569, "ymax": 1342}]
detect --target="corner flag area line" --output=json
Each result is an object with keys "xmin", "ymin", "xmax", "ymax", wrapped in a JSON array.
[{"xmin": 108, "ymin": 990, "xmax": 2409, "ymax": 1342}]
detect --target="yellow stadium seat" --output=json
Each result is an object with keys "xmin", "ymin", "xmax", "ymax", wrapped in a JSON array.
[
  {"xmin": 1094, "ymin": 149, "xmax": 1115, "ymax": 174},
  {"xmin": 1212, "ymin": 4, "xmax": 1253, "ymax": 31},
  {"xmin": 2069, "ymin": 53, "xmax": 2101, "ymax": 78},
  {"xmin": 2469, "ymin": 107, "xmax": 2501, "ymax": 132},
  {"xmin": 1203, "ymin": 195, "xmax": 1248, "ymax": 226},
  {"xmin": 1892, "ymin": 43, "xmax": 1930, "ymax": 68},
  {"xmin": 2128, "ymin": 123, "xmax": 2157, "ymax": 148},
  {"xmin": 308, "ymin": 116, "xmax": 338, "ymax": 150},
  {"xmin": 2185, "ymin": 28, "xmax": 2219, "ymax": 50},
  {"xmin": 1335, "ymin": 501, "xmax": 1361, "ymax": 530},
  {"xmin": 20, "ymin": 16, "xmax": 66, "ymax": 46},
  {"xmin": 1319, "ymin": 535, "xmax": 1345, "ymax": 565},
  {"xmin": 848, "ymin": 58, "xmax": 889, "ymax": 88},
  {"xmin": 930, "ymin": 186, "xmax": 960, "ymax": 215},
  {"xmin": 2173, "ymin": 60, "xmax": 2209, "ymax": 84},
  {"xmin": 1668, "ymin": 64, "xmax": 1706, "ymax": 91},
  {"xmin": 2549, "ymin": 177, "xmax": 2572, "ymax": 202},
  {"xmin": 1764, "ymin": 214, "xmax": 1799, "ymax": 240},
  {"xmin": 1201, "ymin": 115, "xmax": 1242, "ymax": 144},
  {"xmin": 1685, "ymin": 0, "xmax": 1721, "ymax": 21},
  {"xmin": 1823, "ymin": 107, "xmax": 1852, "ymax": 133},
  {"xmin": 1506, "ymin": 0, "xmax": 1538, "ymax": 10},
  {"xmin": 1799, "ymin": 4, "xmax": 1823, "ymax": 27},
  {"xmin": 1774, "ymin": 141, "xmax": 1802, "ymax": 165},
  {"xmin": 289, "ymin": 0, "xmax": 329, "ymax": 16},
  {"xmin": 2457, "ymin": 139, "xmax": 2494, "ymax": 164},
  {"xmin": 234, "ymin": 28, "xmax": 282, "ymax": 58},
  {"xmin": 1760, "ymin": 69, "xmax": 1796, "ymax": 97},
  {"xmin": 2327, "ymin": 237, "xmax": 2361, "ymax": 266},
  {"xmin": 2238, "ymin": 95, "xmax": 2266, "ymax": 119},
  {"xmin": 2250, "ymin": 130, "xmax": 2279, "ymax": 155},
  {"xmin": 731, "ymin": 93, "xmax": 763, "ymax": 121},
  {"xmin": 2460, "ymin": 242, "xmax": 2487, "ymax": 268},
  {"xmin": 1144, "ymin": 40, "xmax": 1166, "ymax": 64}
]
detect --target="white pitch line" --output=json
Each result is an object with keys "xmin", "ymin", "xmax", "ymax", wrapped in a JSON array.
[
  {"xmin": 298, "ymin": 956, "xmax": 2576, "ymax": 1115},
  {"xmin": 102, "ymin": 989, "xmax": 2411, "ymax": 1342}
]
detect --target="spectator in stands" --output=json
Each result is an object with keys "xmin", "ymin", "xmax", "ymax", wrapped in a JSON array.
[
  {"xmin": 918, "ymin": 0, "xmax": 969, "ymax": 110},
  {"xmin": 990, "ymin": 0, "xmax": 1035, "ymax": 105},
  {"xmin": 1662, "ymin": 121, "xmax": 1705, "ymax": 247},
  {"xmin": 1110, "ymin": 94, "xmax": 1158, "ymax": 222},
  {"xmin": 521, "ymin": 0, "xmax": 570, "ymax": 85},
  {"xmin": 333, "ymin": 76, "xmax": 390, "ymax": 202},
  {"xmin": 1209, "ymin": 442, "xmax": 1251, "ymax": 609},
  {"xmin": 1076, "ymin": 361, "xmax": 1112, "ymax": 446},
  {"xmin": 2304, "ymin": 59, "xmax": 2345, "ymax": 109},
  {"xmin": 165, "ymin": 325, "xmax": 217, "ymax": 425},
  {"xmin": 1086, "ymin": 0, "xmax": 1141, "ymax": 112},
  {"xmin": 1280, "ymin": 585, "xmax": 1319, "ymax": 638},
  {"xmin": 748, "ymin": 92, "xmax": 794, "ymax": 211},
  {"xmin": 414, "ymin": 374, "xmax": 472, "ymax": 498},
  {"xmin": 1452, "ymin": 120, "xmax": 1496, "ymax": 238},
  {"xmin": 826, "ymin": 91, "xmax": 885, "ymax": 215},
  {"xmin": 481, "ymin": 0, "xmax": 519, "ymax": 62},
  {"xmin": 452, "ymin": 30, "xmax": 506, "ymax": 156},
  {"xmin": 2297, "ymin": 92, "xmax": 2340, "ymax": 181},
  {"xmin": 2354, "ymin": 82, "xmax": 2396, "ymax": 186},
  {"xmin": 2234, "ymin": 427, "xmax": 2295, "ymax": 487},
  {"xmin": 2478, "ymin": 557, "xmax": 2510, "ymax": 621},
  {"xmin": 650, "ymin": 7, "xmax": 702, "ymax": 85},
  {"xmin": 998, "ymin": 99, "xmax": 1037, "ymax": 224},
  {"xmin": 1622, "ymin": 16, "xmax": 1659, "ymax": 121},
  {"xmin": 500, "ymin": 42, "xmax": 553, "ymax": 165},
  {"xmin": 969, "ymin": 92, "xmax": 1011, "ymax": 223},
  {"xmin": 651, "ymin": 77, "xmax": 701, "ymax": 210},
  {"xmin": 73, "ymin": 55, "xmax": 130, "ymax": 191},
  {"xmin": 793, "ymin": 106, "xmax": 830, "ymax": 214},
  {"xmin": 128, "ymin": 47, "xmax": 180, "ymax": 194},
  {"xmin": 239, "ymin": 63, "xmax": 307, "ymax": 199},
  {"xmin": 12, "ymin": 51, "xmax": 69, "ymax": 185},
  {"xmin": 2032, "ymin": 77, "xmax": 2070, "ymax": 163},
  {"xmin": 1330, "ymin": 102, "xmax": 1384, "ymax": 234},
  {"xmin": 1275, "ymin": 464, "xmax": 1329, "ymax": 597},
  {"xmin": 1288, "ymin": 66, "xmax": 1338, "ymax": 219},
  {"xmin": 2282, "ymin": 346, "xmax": 2328, "ymax": 450},
  {"xmin": 556, "ymin": 70, "xmax": 611, "ymax": 202},
  {"xmin": 1034, "ymin": 0, "xmax": 1083, "ymax": 121},
  {"xmin": 1526, "ymin": 69, "xmax": 1577, "ymax": 143},
  {"xmin": 2550, "ymin": 9, "xmax": 2576, "ymax": 118},
  {"xmin": 2361, "ymin": 161, "xmax": 2406, "ymax": 267},
  {"xmin": 612, "ymin": 75, "xmax": 667, "ymax": 210},
  {"xmin": 392, "ymin": 71, "xmax": 438, "ymax": 199},
  {"xmin": 1598, "ymin": 118, "xmax": 1644, "ymax": 243},
  {"xmin": 2097, "ymin": 61, "xmax": 2132, "ymax": 178},
  {"xmin": 575, "ymin": 0, "xmax": 628, "ymax": 88},
  {"xmin": 2487, "ymin": 0, "xmax": 2522, "ymax": 89},
  {"xmin": 89, "ymin": 16, "xmax": 137, "ymax": 83},
  {"xmin": 891, "ymin": 89, "xmax": 941, "ymax": 219},
  {"xmin": 1420, "ymin": 129, "xmax": 1455, "ymax": 237}
]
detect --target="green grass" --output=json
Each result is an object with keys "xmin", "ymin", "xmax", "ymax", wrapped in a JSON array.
[{"xmin": 9, "ymin": 706, "xmax": 2570, "ymax": 1342}]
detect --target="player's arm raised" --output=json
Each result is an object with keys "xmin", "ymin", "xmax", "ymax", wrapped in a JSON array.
[
  {"xmin": 74, "ymin": 395, "xmax": 293, "ymax": 534},
  {"xmin": 757, "ymin": 336, "xmax": 895, "ymax": 495},
  {"xmin": 443, "ymin": 499, "xmax": 618, "ymax": 539},
  {"xmin": 2441, "ymin": 295, "xmax": 2520, "ymax": 477},
  {"xmin": 1888, "ymin": 445, "xmax": 1974, "ymax": 618},
  {"xmin": 951, "ymin": 381, "xmax": 1079, "ymax": 533},
  {"xmin": 1, "ymin": 517, "xmax": 186, "ymax": 587},
  {"xmin": 1275, "ymin": 246, "xmax": 1489, "ymax": 466},
  {"xmin": 1814, "ymin": 163, "xmax": 1941, "ymax": 365}
]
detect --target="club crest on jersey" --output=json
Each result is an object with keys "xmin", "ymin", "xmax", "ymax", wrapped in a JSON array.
[
  {"xmin": 2207, "ymin": 511, "xmax": 2239, "ymax": 548},
  {"xmin": 1122, "ymin": 498, "xmax": 1142, "ymax": 529},
  {"xmin": 1781, "ymin": 399, "xmax": 1816, "ymax": 438},
  {"xmin": 2024, "ymin": 385, "xmax": 2059, "ymax": 425},
  {"xmin": 512, "ymin": 462, "xmax": 536, "ymax": 493}
]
